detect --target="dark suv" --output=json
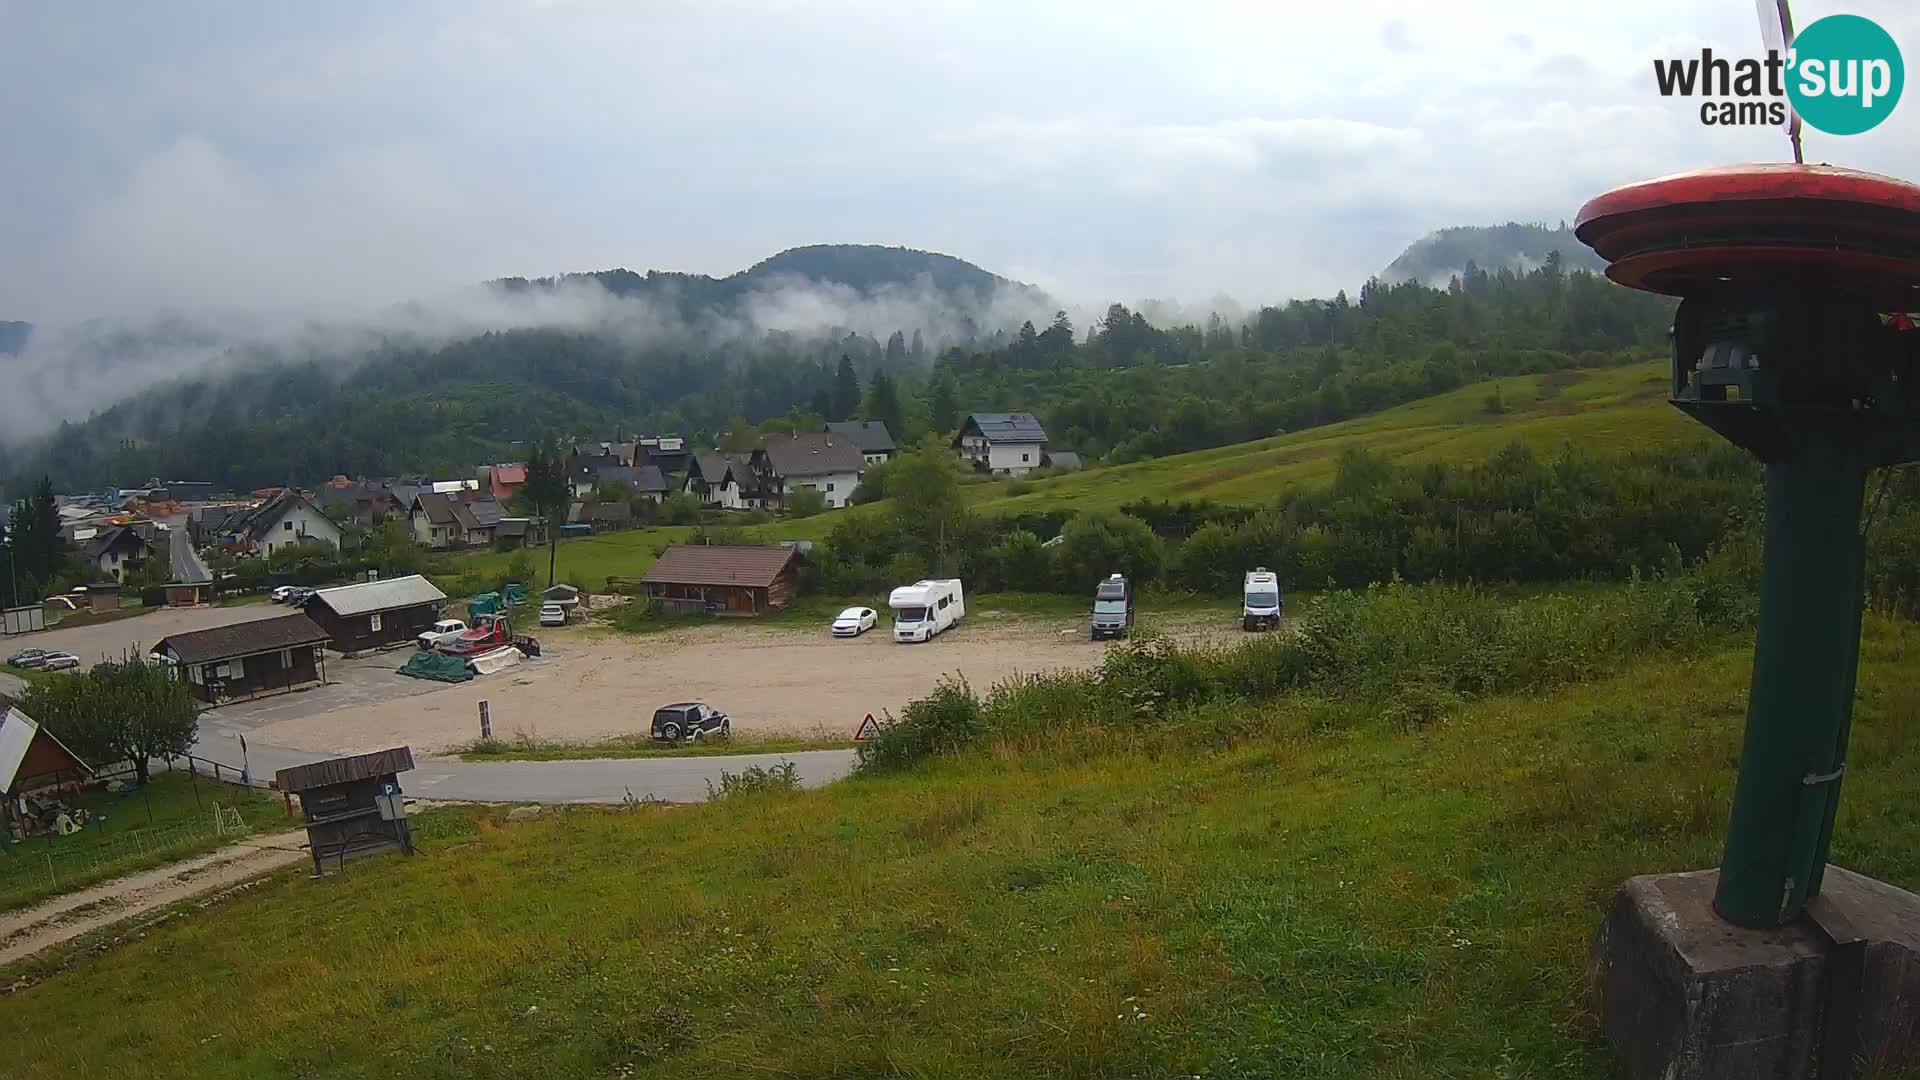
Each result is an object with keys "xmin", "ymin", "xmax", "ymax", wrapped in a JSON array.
[{"xmin": 651, "ymin": 702, "xmax": 731, "ymax": 742}]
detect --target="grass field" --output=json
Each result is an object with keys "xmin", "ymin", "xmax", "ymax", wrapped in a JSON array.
[
  {"xmin": 972, "ymin": 360, "xmax": 1695, "ymax": 514},
  {"xmin": 441, "ymin": 363, "xmax": 1696, "ymax": 593},
  {"xmin": 0, "ymin": 772, "xmax": 288, "ymax": 912},
  {"xmin": 5, "ymin": 611, "xmax": 1916, "ymax": 1079}
]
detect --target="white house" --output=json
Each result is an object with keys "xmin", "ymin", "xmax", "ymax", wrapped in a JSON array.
[
  {"xmin": 954, "ymin": 412, "xmax": 1049, "ymax": 476},
  {"xmin": 825, "ymin": 420, "xmax": 898, "ymax": 466},
  {"xmin": 686, "ymin": 451, "xmax": 756, "ymax": 510},
  {"xmin": 752, "ymin": 433, "xmax": 865, "ymax": 510},
  {"xmin": 217, "ymin": 490, "xmax": 342, "ymax": 558},
  {"xmin": 81, "ymin": 526, "xmax": 151, "ymax": 583}
]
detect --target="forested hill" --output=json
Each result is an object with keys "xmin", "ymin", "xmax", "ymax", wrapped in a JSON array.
[
  {"xmin": 493, "ymin": 244, "xmax": 1052, "ymax": 321},
  {"xmin": 1383, "ymin": 224, "xmax": 1605, "ymax": 286},
  {"xmin": 2, "ymin": 257, "xmax": 1674, "ymax": 494}
]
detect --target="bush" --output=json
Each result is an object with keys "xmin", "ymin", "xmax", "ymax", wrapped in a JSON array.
[
  {"xmin": 1054, "ymin": 511, "xmax": 1165, "ymax": 593},
  {"xmin": 661, "ymin": 492, "xmax": 704, "ymax": 525},
  {"xmin": 855, "ymin": 677, "xmax": 982, "ymax": 772},
  {"xmin": 705, "ymin": 761, "xmax": 800, "ymax": 799},
  {"xmin": 785, "ymin": 489, "xmax": 829, "ymax": 518}
]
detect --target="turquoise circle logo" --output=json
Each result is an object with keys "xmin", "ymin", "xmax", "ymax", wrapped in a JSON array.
[{"xmin": 1787, "ymin": 14, "xmax": 1904, "ymax": 136}]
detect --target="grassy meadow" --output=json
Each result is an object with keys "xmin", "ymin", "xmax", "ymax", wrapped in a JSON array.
[{"xmin": 5, "ymin": 593, "xmax": 1917, "ymax": 1078}]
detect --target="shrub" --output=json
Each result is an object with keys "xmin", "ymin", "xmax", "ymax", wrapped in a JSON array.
[
  {"xmin": 705, "ymin": 761, "xmax": 800, "ymax": 799},
  {"xmin": 1054, "ymin": 511, "xmax": 1165, "ymax": 593},
  {"xmin": 785, "ymin": 489, "xmax": 828, "ymax": 518},
  {"xmin": 855, "ymin": 677, "xmax": 982, "ymax": 772}
]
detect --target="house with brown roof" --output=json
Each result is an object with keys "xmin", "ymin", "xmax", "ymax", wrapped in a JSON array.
[
  {"xmin": 640, "ymin": 544, "xmax": 802, "ymax": 615},
  {"xmin": 153, "ymin": 612, "xmax": 332, "ymax": 704},
  {"xmin": 751, "ymin": 432, "xmax": 866, "ymax": 510}
]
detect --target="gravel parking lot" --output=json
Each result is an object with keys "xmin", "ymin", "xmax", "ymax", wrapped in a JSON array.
[
  {"xmin": 8, "ymin": 603, "xmax": 292, "ymax": 668},
  {"xmin": 239, "ymin": 608, "xmax": 1246, "ymax": 756}
]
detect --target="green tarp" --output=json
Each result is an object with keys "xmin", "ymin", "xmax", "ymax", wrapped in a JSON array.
[
  {"xmin": 468, "ymin": 592, "xmax": 502, "ymax": 616},
  {"xmin": 503, "ymin": 583, "xmax": 528, "ymax": 607},
  {"xmin": 397, "ymin": 649, "xmax": 473, "ymax": 683}
]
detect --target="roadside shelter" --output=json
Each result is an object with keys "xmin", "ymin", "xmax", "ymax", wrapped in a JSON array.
[
  {"xmin": 276, "ymin": 746, "xmax": 416, "ymax": 875},
  {"xmin": 639, "ymin": 544, "xmax": 800, "ymax": 615},
  {"xmin": 1, "ymin": 706, "xmax": 91, "ymax": 842},
  {"xmin": 153, "ymin": 612, "xmax": 331, "ymax": 705}
]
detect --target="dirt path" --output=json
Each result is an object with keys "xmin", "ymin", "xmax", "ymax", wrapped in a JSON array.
[
  {"xmin": 0, "ymin": 832, "xmax": 308, "ymax": 969},
  {"xmin": 246, "ymin": 609, "xmax": 1246, "ymax": 755}
]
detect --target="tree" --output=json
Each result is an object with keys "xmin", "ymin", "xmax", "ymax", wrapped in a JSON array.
[
  {"xmin": 1054, "ymin": 511, "xmax": 1165, "ymax": 593},
  {"xmin": 5, "ymin": 477, "xmax": 64, "ymax": 606},
  {"xmin": 366, "ymin": 517, "xmax": 424, "ymax": 578},
  {"xmin": 865, "ymin": 370, "xmax": 904, "ymax": 440},
  {"xmin": 909, "ymin": 328, "xmax": 926, "ymax": 362},
  {"xmin": 888, "ymin": 446, "xmax": 972, "ymax": 575},
  {"xmin": 523, "ymin": 446, "xmax": 572, "ymax": 589},
  {"xmin": 885, "ymin": 330, "xmax": 907, "ymax": 366},
  {"xmin": 20, "ymin": 654, "xmax": 198, "ymax": 785},
  {"xmin": 832, "ymin": 354, "xmax": 861, "ymax": 421},
  {"xmin": 928, "ymin": 372, "xmax": 961, "ymax": 434}
]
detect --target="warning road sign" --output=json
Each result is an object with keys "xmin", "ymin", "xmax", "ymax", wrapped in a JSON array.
[{"xmin": 854, "ymin": 713, "xmax": 882, "ymax": 740}]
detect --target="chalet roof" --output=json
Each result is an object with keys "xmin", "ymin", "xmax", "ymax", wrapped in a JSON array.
[
  {"xmin": 156, "ymin": 612, "xmax": 330, "ymax": 665},
  {"xmin": 571, "ymin": 453, "xmax": 625, "ymax": 482},
  {"xmin": 412, "ymin": 491, "xmax": 458, "ymax": 526},
  {"xmin": 0, "ymin": 707, "xmax": 91, "ymax": 794},
  {"xmin": 311, "ymin": 575, "xmax": 446, "ymax": 617},
  {"xmin": 826, "ymin": 420, "xmax": 897, "ymax": 454},
  {"xmin": 466, "ymin": 500, "xmax": 504, "ymax": 528},
  {"xmin": 641, "ymin": 544, "xmax": 800, "ymax": 589},
  {"xmin": 632, "ymin": 465, "xmax": 669, "ymax": 493},
  {"xmin": 82, "ymin": 525, "xmax": 147, "ymax": 561},
  {"xmin": 958, "ymin": 412, "xmax": 1048, "ymax": 445},
  {"xmin": 496, "ymin": 519, "xmax": 529, "ymax": 538},
  {"xmin": 1045, "ymin": 450, "xmax": 1084, "ymax": 470},
  {"xmin": 759, "ymin": 432, "xmax": 866, "ymax": 479},
  {"xmin": 688, "ymin": 451, "xmax": 741, "ymax": 485}
]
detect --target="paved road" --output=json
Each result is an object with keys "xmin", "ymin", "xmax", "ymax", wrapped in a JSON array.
[
  {"xmin": 189, "ymin": 723, "xmax": 857, "ymax": 804},
  {"xmin": 15, "ymin": 603, "xmax": 290, "ymax": 669}
]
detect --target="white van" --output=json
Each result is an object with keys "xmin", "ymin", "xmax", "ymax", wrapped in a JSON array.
[
  {"xmin": 1243, "ymin": 568, "xmax": 1283, "ymax": 631},
  {"xmin": 890, "ymin": 579, "xmax": 966, "ymax": 643}
]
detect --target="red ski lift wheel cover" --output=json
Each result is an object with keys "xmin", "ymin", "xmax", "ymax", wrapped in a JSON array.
[{"xmin": 1574, "ymin": 164, "xmax": 1920, "ymax": 304}]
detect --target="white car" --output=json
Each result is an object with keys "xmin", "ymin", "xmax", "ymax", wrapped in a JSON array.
[
  {"xmin": 270, "ymin": 585, "xmax": 295, "ymax": 603},
  {"xmin": 539, "ymin": 602, "xmax": 567, "ymax": 627},
  {"xmin": 831, "ymin": 606, "xmax": 879, "ymax": 638},
  {"xmin": 417, "ymin": 618, "xmax": 468, "ymax": 649}
]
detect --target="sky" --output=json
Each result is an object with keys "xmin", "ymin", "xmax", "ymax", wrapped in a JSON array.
[{"xmin": 3, "ymin": 0, "xmax": 1918, "ymax": 323}]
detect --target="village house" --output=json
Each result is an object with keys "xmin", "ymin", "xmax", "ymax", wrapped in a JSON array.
[
  {"xmin": 825, "ymin": 420, "xmax": 898, "ymax": 465},
  {"xmin": 684, "ymin": 451, "xmax": 756, "ymax": 510},
  {"xmin": 954, "ymin": 412, "xmax": 1050, "ymax": 476},
  {"xmin": 409, "ymin": 492, "xmax": 460, "ymax": 550},
  {"xmin": 751, "ymin": 432, "xmax": 866, "ymax": 510},
  {"xmin": 82, "ymin": 526, "xmax": 151, "ymax": 583},
  {"xmin": 569, "ymin": 452, "xmax": 627, "ymax": 500},
  {"xmin": 479, "ymin": 463, "xmax": 527, "ymax": 502},
  {"xmin": 209, "ymin": 490, "xmax": 343, "ymax": 558},
  {"xmin": 639, "ymin": 544, "xmax": 801, "ymax": 615}
]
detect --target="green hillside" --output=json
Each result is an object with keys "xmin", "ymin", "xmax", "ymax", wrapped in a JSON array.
[{"xmin": 976, "ymin": 360, "xmax": 1693, "ymax": 514}]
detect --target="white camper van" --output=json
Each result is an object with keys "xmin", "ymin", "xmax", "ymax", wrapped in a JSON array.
[
  {"xmin": 1243, "ymin": 568, "xmax": 1283, "ymax": 631},
  {"xmin": 890, "ymin": 579, "xmax": 966, "ymax": 643}
]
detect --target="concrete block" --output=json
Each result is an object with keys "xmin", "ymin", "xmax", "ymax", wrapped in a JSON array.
[{"xmin": 1592, "ymin": 866, "xmax": 1920, "ymax": 1080}]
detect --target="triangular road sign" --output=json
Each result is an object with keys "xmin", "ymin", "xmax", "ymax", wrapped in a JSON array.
[{"xmin": 854, "ymin": 713, "xmax": 882, "ymax": 740}]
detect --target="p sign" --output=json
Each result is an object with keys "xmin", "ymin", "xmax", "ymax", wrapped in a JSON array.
[{"xmin": 1787, "ymin": 14, "xmax": 1904, "ymax": 136}]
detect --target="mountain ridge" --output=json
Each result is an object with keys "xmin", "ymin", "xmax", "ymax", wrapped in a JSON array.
[{"xmin": 1382, "ymin": 223, "xmax": 1605, "ymax": 287}]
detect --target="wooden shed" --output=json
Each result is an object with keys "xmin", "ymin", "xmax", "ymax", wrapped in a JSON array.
[
  {"xmin": 153, "ymin": 612, "xmax": 331, "ymax": 705},
  {"xmin": 275, "ymin": 746, "xmax": 416, "ymax": 875},
  {"xmin": 306, "ymin": 575, "xmax": 447, "ymax": 654},
  {"xmin": 639, "ymin": 544, "xmax": 800, "ymax": 616}
]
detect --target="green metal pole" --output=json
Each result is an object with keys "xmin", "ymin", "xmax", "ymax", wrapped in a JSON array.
[{"xmin": 1713, "ymin": 438, "xmax": 1869, "ymax": 928}]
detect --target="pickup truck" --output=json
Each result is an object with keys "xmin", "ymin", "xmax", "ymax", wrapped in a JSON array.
[{"xmin": 417, "ymin": 619, "xmax": 468, "ymax": 649}]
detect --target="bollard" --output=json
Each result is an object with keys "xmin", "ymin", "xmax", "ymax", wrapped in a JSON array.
[{"xmin": 479, "ymin": 700, "xmax": 492, "ymax": 741}]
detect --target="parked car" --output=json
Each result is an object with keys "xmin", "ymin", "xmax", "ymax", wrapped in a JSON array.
[
  {"xmin": 40, "ymin": 652, "xmax": 81, "ymax": 671},
  {"xmin": 417, "ymin": 619, "xmax": 468, "ymax": 650},
  {"xmin": 1089, "ymin": 573, "xmax": 1134, "ymax": 641},
  {"xmin": 7, "ymin": 648, "xmax": 50, "ymax": 669},
  {"xmin": 270, "ymin": 585, "xmax": 295, "ymax": 603},
  {"xmin": 831, "ymin": 606, "xmax": 878, "ymax": 638},
  {"xmin": 651, "ymin": 702, "xmax": 730, "ymax": 741},
  {"xmin": 538, "ymin": 602, "xmax": 567, "ymax": 628}
]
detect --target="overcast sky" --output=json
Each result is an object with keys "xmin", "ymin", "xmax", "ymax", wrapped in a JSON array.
[{"xmin": 3, "ymin": 0, "xmax": 1917, "ymax": 322}]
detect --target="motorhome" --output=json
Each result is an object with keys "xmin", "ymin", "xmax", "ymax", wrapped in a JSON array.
[
  {"xmin": 1243, "ymin": 568, "xmax": 1283, "ymax": 631},
  {"xmin": 1089, "ymin": 573, "xmax": 1133, "ymax": 640},
  {"xmin": 889, "ymin": 579, "xmax": 965, "ymax": 643}
]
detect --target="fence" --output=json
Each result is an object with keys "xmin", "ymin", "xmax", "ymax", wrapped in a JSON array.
[{"xmin": 0, "ymin": 802, "xmax": 255, "ymax": 899}]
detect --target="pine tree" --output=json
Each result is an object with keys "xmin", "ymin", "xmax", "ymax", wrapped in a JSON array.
[
  {"xmin": 929, "ymin": 372, "xmax": 961, "ymax": 434},
  {"xmin": 910, "ymin": 329, "xmax": 926, "ymax": 362},
  {"xmin": 865, "ymin": 371, "xmax": 904, "ymax": 439},
  {"xmin": 831, "ymin": 355, "xmax": 861, "ymax": 421},
  {"xmin": 885, "ymin": 330, "xmax": 907, "ymax": 367}
]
